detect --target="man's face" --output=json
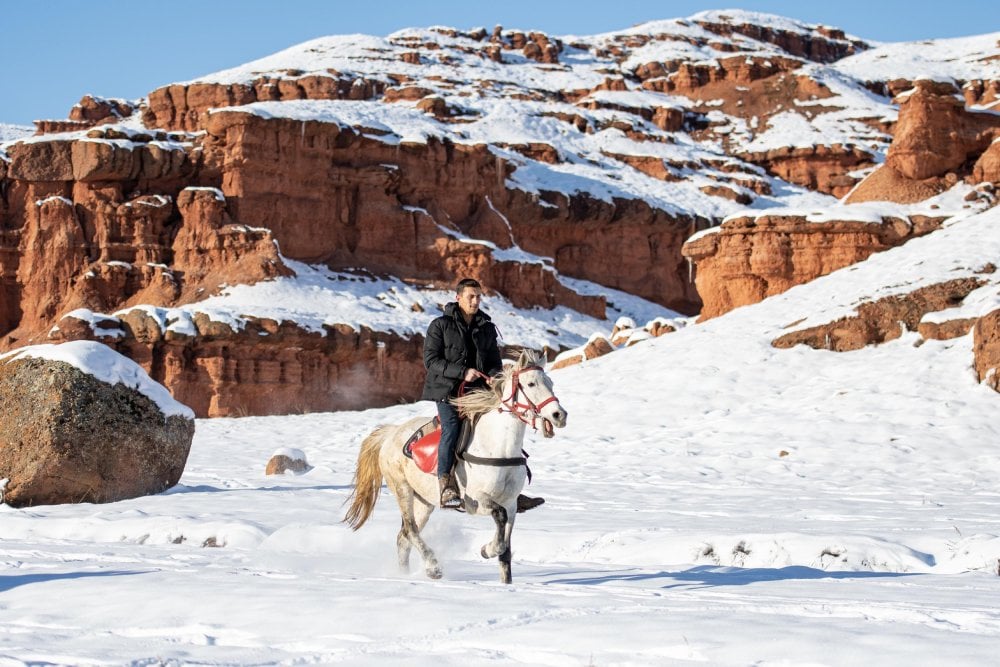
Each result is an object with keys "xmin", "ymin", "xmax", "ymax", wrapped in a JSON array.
[{"xmin": 456, "ymin": 286, "xmax": 483, "ymax": 317}]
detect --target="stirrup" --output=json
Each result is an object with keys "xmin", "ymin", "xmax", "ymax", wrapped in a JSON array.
[{"xmin": 440, "ymin": 491, "xmax": 463, "ymax": 510}]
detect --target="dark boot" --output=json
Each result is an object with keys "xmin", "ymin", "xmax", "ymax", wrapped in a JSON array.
[
  {"xmin": 439, "ymin": 473, "xmax": 462, "ymax": 510},
  {"xmin": 516, "ymin": 494, "xmax": 545, "ymax": 513}
]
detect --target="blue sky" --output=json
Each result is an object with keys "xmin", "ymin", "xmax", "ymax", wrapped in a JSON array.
[{"xmin": 1, "ymin": 0, "xmax": 995, "ymax": 126}]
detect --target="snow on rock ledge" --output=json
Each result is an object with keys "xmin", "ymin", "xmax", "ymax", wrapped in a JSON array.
[{"xmin": 0, "ymin": 341, "xmax": 195, "ymax": 507}]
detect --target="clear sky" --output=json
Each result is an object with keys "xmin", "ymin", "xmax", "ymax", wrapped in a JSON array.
[{"xmin": 1, "ymin": 0, "xmax": 996, "ymax": 127}]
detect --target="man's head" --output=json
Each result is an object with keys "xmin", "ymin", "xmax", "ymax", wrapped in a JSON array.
[{"xmin": 455, "ymin": 278, "xmax": 483, "ymax": 319}]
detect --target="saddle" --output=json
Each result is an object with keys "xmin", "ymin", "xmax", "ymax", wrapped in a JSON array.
[{"xmin": 402, "ymin": 416, "xmax": 475, "ymax": 474}]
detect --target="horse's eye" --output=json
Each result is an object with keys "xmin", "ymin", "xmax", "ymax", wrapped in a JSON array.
[{"xmin": 527, "ymin": 381, "xmax": 536, "ymax": 387}]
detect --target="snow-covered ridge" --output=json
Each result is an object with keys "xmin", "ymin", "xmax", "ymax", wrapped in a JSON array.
[
  {"xmin": 834, "ymin": 31, "xmax": 1000, "ymax": 83},
  {"xmin": 0, "ymin": 122, "xmax": 33, "ymax": 143}
]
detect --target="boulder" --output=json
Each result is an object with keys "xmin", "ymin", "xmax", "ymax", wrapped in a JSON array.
[
  {"xmin": 974, "ymin": 308, "xmax": 1000, "ymax": 391},
  {"xmin": 0, "ymin": 341, "xmax": 194, "ymax": 507},
  {"xmin": 549, "ymin": 334, "xmax": 615, "ymax": 370},
  {"xmin": 265, "ymin": 448, "xmax": 311, "ymax": 475}
]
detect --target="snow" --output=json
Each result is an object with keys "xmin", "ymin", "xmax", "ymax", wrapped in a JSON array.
[
  {"xmin": 0, "ymin": 123, "xmax": 32, "ymax": 144},
  {"xmin": 0, "ymin": 340, "xmax": 194, "ymax": 419},
  {"xmin": 3, "ymin": 13, "xmax": 1000, "ymax": 662},
  {"xmin": 834, "ymin": 31, "xmax": 1000, "ymax": 83},
  {"xmin": 2, "ymin": 205, "xmax": 1000, "ymax": 664}
]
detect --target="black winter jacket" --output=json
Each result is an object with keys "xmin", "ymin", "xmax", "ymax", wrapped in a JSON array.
[{"xmin": 421, "ymin": 303, "xmax": 502, "ymax": 401}]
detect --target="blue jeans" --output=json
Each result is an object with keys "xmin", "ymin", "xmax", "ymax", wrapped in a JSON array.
[{"xmin": 436, "ymin": 401, "xmax": 461, "ymax": 478}]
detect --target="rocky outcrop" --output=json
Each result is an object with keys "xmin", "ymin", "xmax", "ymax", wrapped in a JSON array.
[
  {"xmin": 693, "ymin": 17, "xmax": 866, "ymax": 63},
  {"xmin": 550, "ymin": 334, "xmax": 614, "ymax": 370},
  {"xmin": 205, "ymin": 110, "xmax": 701, "ymax": 313},
  {"xmin": 143, "ymin": 75, "xmax": 387, "ymax": 132},
  {"xmin": 847, "ymin": 82, "xmax": 1000, "ymax": 204},
  {"xmin": 972, "ymin": 140, "xmax": 1000, "ymax": 184},
  {"xmin": 771, "ymin": 278, "xmax": 986, "ymax": 351},
  {"xmin": 0, "ymin": 345, "xmax": 194, "ymax": 507},
  {"xmin": 635, "ymin": 57, "xmax": 875, "ymax": 195},
  {"xmin": 738, "ymin": 144, "xmax": 874, "ymax": 198},
  {"xmin": 885, "ymin": 81, "xmax": 1000, "ymax": 181},
  {"xmin": 682, "ymin": 214, "xmax": 945, "ymax": 320},
  {"xmin": 51, "ymin": 309, "xmax": 427, "ymax": 418},
  {"xmin": 973, "ymin": 308, "xmax": 1000, "ymax": 391},
  {"xmin": 0, "ymin": 170, "xmax": 288, "ymax": 347}
]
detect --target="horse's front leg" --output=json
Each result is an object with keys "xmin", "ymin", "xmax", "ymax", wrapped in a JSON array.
[
  {"xmin": 481, "ymin": 504, "xmax": 516, "ymax": 583},
  {"xmin": 480, "ymin": 503, "xmax": 508, "ymax": 560},
  {"xmin": 497, "ymin": 510, "xmax": 514, "ymax": 584}
]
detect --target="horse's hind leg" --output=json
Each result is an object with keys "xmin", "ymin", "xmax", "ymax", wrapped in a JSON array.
[
  {"xmin": 391, "ymin": 481, "xmax": 441, "ymax": 579},
  {"xmin": 396, "ymin": 518, "xmax": 412, "ymax": 573}
]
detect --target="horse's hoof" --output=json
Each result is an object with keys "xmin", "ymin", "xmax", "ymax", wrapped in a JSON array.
[{"xmin": 426, "ymin": 567, "xmax": 443, "ymax": 580}]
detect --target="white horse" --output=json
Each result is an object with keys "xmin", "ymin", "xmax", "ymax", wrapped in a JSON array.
[{"xmin": 344, "ymin": 351, "xmax": 567, "ymax": 584}]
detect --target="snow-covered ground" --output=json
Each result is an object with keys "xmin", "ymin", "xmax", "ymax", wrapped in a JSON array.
[{"xmin": 3, "ymin": 206, "xmax": 1000, "ymax": 665}]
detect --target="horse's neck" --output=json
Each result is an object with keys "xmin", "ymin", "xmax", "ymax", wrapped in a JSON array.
[{"xmin": 468, "ymin": 409, "xmax": 526, "ymax": 457}]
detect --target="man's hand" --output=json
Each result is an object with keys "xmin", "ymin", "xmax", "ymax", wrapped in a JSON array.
[{"xmin": 464, "ymin": 368, "xmax": 488, "ymax": 382}]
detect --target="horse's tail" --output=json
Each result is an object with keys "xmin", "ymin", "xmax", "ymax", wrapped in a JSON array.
[{"xmin": 343, "ymin": 426, "xmax": 387, "ymax": 531}]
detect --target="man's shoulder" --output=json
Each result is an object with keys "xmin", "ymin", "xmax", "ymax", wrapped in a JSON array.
[{"xmin": 426, "ymin": 312, "xmax": 456, "ymax": 333}]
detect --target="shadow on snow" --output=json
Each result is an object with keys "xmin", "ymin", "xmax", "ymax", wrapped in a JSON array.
[
  {"xmin": 545, "ymin": 564, "xmax": 921, "ymax": 588},
  {"xmin": 0, "ymin": 570, "xmax": 146, "ymax": 594}
]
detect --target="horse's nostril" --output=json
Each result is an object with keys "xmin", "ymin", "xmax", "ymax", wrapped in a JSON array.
[{"xmin": 552, "ymin": 411, "xmax": 562, "ymax": 420}]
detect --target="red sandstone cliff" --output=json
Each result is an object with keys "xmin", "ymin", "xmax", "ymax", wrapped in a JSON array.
[
  {"xmin": 4, "ymin": 10, "xmax": 1000, "ymax": 412},
  {"xmin": 681, "ymin": 214, "xmax": 944, "ymax": 320}
]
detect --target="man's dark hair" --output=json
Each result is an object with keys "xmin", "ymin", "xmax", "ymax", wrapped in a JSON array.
[{"xmin": 455, "ymin": 278, "xmax": 482, "ymax": 294}]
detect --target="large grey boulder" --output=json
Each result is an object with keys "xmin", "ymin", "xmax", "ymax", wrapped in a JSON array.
[{"xmin": 0, "ymin": 341, "xmax": 195, "ymax": 507}]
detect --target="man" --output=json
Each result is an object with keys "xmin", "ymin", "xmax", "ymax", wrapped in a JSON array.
[{"xmin": 422, "ymin": 278, "xmax": 544, "ymax": 512}]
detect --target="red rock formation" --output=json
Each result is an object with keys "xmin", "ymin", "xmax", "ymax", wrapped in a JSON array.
[
  {"xmin": 885, "ymin": 80, "xmax": 1000, "ymax": 181},
  {"xmin": 549, "ymin": 334, "xmax": 614, "ymax": 370},
  {"xmin": 683, "ymin": 214, "xmax": 945, "ymax": 320},
  {"xmin": 635, "ymin": 56, "xmax": 874, "ymax": 195},
  {"xmin": 143, "ymin": 75, "xmax": 387, "ymax": 132},
  {"xmin": 739, "ymin": 144, "xmax": 874, "ymax": 198},
  {"xmin": 972, "ymin": 140, "xmax": 1000, "ymax": 184},
  {"xmin": 772, "ymin": 278, "xmax": 987, "ymax": 351},
  {"xmin": 973, "ymin": 308, "xmax": 1000, "ymax": 391},
  {"xmin": 54, "ymin": 310, "xmax": 429, "ymax": 418},
  {"xmin": 694, "ymin": 17, "xmax": 866, "ymax": 63},
  {"xmin": 205, "ymin": 110, "xmax": 700, "ymax": 313},
  {"xmin": 1, "ymin": 97, "xmax": 706, "ymax": 415},
  {"xmin": 0, "ymin": 127, "xmax": 287, "ymax": 347}
]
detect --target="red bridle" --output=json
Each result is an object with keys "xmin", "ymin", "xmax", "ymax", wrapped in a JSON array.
[{"xmin": 500, "ymin": 365, "xmax": 560, "ymax": 432}]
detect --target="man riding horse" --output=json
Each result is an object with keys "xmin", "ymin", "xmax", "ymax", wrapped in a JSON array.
[{"xmin": 422, "ymin": 278, "xmax": 545, "ymax": 512}]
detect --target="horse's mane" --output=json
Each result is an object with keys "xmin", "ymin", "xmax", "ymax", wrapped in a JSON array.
[{"xmin": 451, "ymin": 349, "xmax": 542, "ymax": 419}]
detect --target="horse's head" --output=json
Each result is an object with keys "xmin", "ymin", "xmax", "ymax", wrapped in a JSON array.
[{"xmin": 507, "ymin": 359, "xmax": 567, "ymax": 438}]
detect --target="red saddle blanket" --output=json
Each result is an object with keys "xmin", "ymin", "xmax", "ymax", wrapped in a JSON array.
[{"xmin": 402, "ymin": 417, "xmax": 441, "ymax": 474}]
